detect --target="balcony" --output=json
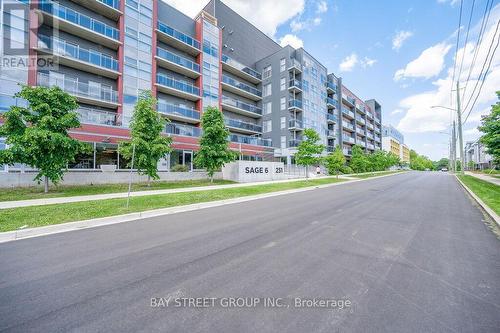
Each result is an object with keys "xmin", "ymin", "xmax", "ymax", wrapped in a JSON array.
[
  {"xmin": 288, "ymin": 59, "xmax": 302, "ymax": 73},
  {"xmin": 355, "ymin": 115, "xmax": 365, "ymax": 125},
  {"xmin": 342, "ymin": 121, "xmax": 355, "ymax": 132},
  {"xmin": 367, "ymin": 143, "xmax": 375, "ymax": 150},
  {"xmin": 326, "ymin": 113, "xmax": 337, "ymax": 123},
  {"xmin": 327, "ymin": 146, "xmax": 335, "ymax": 152},
  {"xmin": 374, "ymin": 126, "xmax": 381, "ymax": 134},
  {"xmin": 221, "ymin": 95, "xmax": 262, "ymax": 118},
  {"xmin": 326, "ymin": 97, "xmax": 337, "ymax": 109},
  {"xmin": 289, "ymin": 139, "xmax": 301, "ymax": 148},
  {"xmin": 326, "ymin": 82, "xmax": 337, "ymax": 93},
  {"xmin": 36, "ymin": 35, "xmax": 119, "ymax": 79},
  {"xmin": 374, "ymin": 117, "xmax": 381, "ymax": 124},
  {"xmin": 374, "ymin": 135, "xmax": 381, "ymax": 142},
  {"xmin": 77, "ymin": 107, "xmax": 121, "ymax": 127},
  {"xmin": 327, "ymin": 130, "xmax": 336, "ymax": 138},
  {"xmin": 343, "ymin": 148, "xmax": 352, "ymax": 156},
  {"xmin": 156, "ymin": 22, "xmax": 200, "ymax": 56},
  {"xmin": 165, "ymin": 123, "xmax": 201, "ymax": 137},
  {"xmin": 70, "ymin": 0, "xmax": 122, "ymax": 20},
  {"xmin": 367, "ymin": 112, "xmax": 374, "ymax": 119},
  {"xmin": 288, "ymin": 118, "xmax": 303, "ymax": 131},
  {"xmin": 367, "ymin": 122, "xmax": 374, "ymax": 130},
  {"xmin": 288, "ymin": 79, "xmax": 302, "ymax": 93},
  {"xmin": 156, "ymin": 47, "xmax": 200, "ymax": 79},
  {"xmin": 356, "ymin": 127, "xmax": 366, "ymax": 136},
  {"xmin": 221, "ymin": 55, "xmax": 261, "ymax": 84},
  {"xmin": 38, "ymin": 0, "xmax": 120, "ymax": 49},
  {"xmin": 221, "ymin": 75, "xmax": 262, "ymax": 101},
  {"xmin": 288, "ymin": 99, "xmax": 303, "ymax": 111},
  {"xmin": 157, "ymin": 102, "xmax": 200, "ymax": 124},
  {"xmin": 156, "ymin": 74, "xmax": 200, "ymax": 101},
  {"xmin": 356, "ymin": 104, "xmax": 366, "ymax": 114},
  {"xmin": 230, "ymin": 134, "xmax": 272, "ymax": 147},
  {"xmin": 343, "ymin": 135, "xmax": 355, "ymax": 144},
  {"xmin": 342, "ymin": 95, "xmax": 355, "ymax": 107},
  {"xmin": 38, "ymin": 72, "xmax": 119, "ymax": 108},
  {"xmin": 225, "ymin": 118, "xmax": 262, "ymax": 134},
  {"xmin": 342, "ymin": 107, "xmax": 355, "ymax": 119},
  {"xmin": 367, "ymin": 132, "xmax": 374, "ymax": 140}
]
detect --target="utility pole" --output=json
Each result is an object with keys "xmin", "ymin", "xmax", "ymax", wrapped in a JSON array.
[
  {"xmin": 452, "ymin": 120, "xmax": 456, "ymax": 173},
  {"xmin": 456, "ymin": 81, "xmax": 464, "ymax": 175}
]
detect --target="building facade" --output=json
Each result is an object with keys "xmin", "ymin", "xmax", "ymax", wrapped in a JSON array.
[
  {"xmin": 0, "ymin": 0, "xmax": 383, "ymax": 172},
  {"xmin": 382, "ymin": 125, "xmax": 409, "ymax": 164},
  {"xmin": 464, "ymin": 140, "xmax": 493, "ymax": 170}
]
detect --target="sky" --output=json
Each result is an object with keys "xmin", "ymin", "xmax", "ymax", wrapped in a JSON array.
[{"xmin": 163, "ymin": 0, "xmax": 500, "ymax": 161}]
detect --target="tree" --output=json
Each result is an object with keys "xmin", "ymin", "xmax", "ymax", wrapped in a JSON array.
[
  {"xmin": 119, "ymin": 90, "xmax": 172, "ymax": 186},
  {"xmin": 467, "ymin": 160, "xmax": 475, "ymax": 170},
  {"xmin": 434, "ymin": 158, "xmax": 449, "ymax": 170},
  {"xmin": 295, "ymin": 128, "xmax": 325, "ymax": 178},
  {"xmin": 194, "ymin": 106, "xmax": 237, "ymax": 182},
  {"xmin": 324, "ymin": 146, "xmax": 345, "ymax": 178},
  {"xmin": 478, "ymin": 92, "xmax": 499, "ymax": 166},
  {"xmin": 410, "ymin": 149, "xmax": 434, "ymax": 170},
  {"xmin": 349, "ymin": 144, "xmax": 369, "ymax": 173},
  {"xmin": 0, "ymin": 85, "xmax": 89, "ymax": 192}
]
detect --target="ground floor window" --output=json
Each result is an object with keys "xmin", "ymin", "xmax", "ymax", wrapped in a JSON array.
[{"xmin": 169, "ymin": 149, "xmax": 193, "ymax": 171}]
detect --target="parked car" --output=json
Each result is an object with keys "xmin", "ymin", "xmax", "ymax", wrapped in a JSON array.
[{"xmin": 441, "ymin": 168, "xmax": 448, "ymax": 172}]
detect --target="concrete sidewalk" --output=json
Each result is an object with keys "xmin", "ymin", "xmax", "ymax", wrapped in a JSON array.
[
  {"xmin": 0, "ymin": 171, "xmax": 398, "ymax": 210},
  {"xmin": 465, "ymin": 171, "xmax": 500, "ymax": 186}
]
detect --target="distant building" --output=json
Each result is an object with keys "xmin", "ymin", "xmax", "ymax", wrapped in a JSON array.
[
  {"xmin": 464, "ymin": 140, "xmax": 493, "ymax": 170},
  {"xmin": 382, "ymin": 125, "xmax": 409, "ymax": 163}
]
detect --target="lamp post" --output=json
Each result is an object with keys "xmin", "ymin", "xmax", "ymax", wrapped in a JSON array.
[{"xmin": 431, "ymin": 105, "xmax": 463, "ymax": 174}]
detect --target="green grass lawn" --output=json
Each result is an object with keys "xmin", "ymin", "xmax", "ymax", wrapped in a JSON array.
[
  {"xmin": 458, "ymin": 175, "xmax": 500, "ymax": 215},
  {"xmin": 0, "ymin": 179, "xmax": 235, "ymax": 202},
  {"xmin": 351, "ymin": 170, "xmax": 403, "ymax": 179},
  {"xmin": 0, "ymin": 177, "xmax": 348, "ymax": 232}
]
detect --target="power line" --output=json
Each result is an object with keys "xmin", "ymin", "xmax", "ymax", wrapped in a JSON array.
[
  {"xmin": 457, "ymin": 0, "xmax": 476, "ymax": 81},
  {"xmin": 451, "ymin": 0, "xmax": 465, "ymax": 92},
  {"xmin": 462, "ymin": 19, "xmax": 500, "ymax": 124},
  {"xmin": 461, "ymin": 0, "xmax": 494, "ymax": 102}
]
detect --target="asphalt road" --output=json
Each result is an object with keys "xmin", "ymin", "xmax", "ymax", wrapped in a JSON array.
[{"xmin": 1, "ymin": 172, "xmax": 499, "ymax": 332}]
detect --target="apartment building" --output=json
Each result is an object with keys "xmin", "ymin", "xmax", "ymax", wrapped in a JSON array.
[
  {"xmin": 382, "ymin": 125, "xmax": 409, "ymax": 164},
  {"xmin": 464, "ymin": 140, "xmax": 493, "ymax": 170},
  {"xmin": 0, "ymin": 0, "xmax": 383, "ymax": 172}
]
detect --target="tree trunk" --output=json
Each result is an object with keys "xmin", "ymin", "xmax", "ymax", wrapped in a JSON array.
[
  {"xmin": 336, "ymin": 170, "xmax": 339, "ymax": 179},
  {"xmin": 305, "ymin": 166, "xmax": 309, "ymax": 180},
  {"xmin": 210, "ymin": 174, "xmax": 214, "ymax": 183},
  {"xmin": 44, "ymin": 176, "xmax": 49, "ymax": 193},
  {"xmin": 147, "ymin": 175, "xmax": 151, "ymax": 187}
]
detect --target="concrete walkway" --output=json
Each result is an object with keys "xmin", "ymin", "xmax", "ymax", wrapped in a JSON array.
[
  {"xmin": 465, "ymin": 171, "xmax": 500, "ymax": 186},
  {"xmin": 0, "ymin": 171, "xmax": 397, "ymax": 210}
]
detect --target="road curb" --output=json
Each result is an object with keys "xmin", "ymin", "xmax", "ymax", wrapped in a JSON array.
[
  {"xmin": 455, "ymin": 175, "xmax": 500, "ymax": 228},
  {"xmin": 0, "ymin": 171, "xmax": 407, "ymax": 243}
]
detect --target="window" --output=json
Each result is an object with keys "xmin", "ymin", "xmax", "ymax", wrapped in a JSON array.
[
  {"xmin": 280, "ymin": 117, "xmax": 286, "ymax": 129},
  {"xmin": 280, "ymin": 136, "xmax": 286, "ymax": 149},
  {"xmin": 263, "ymin": 65, "xmax": 272, "ymax": 79},
  {"xmin": 263, "ymin": 101, "xmax": 272, "ymax": 115},
  {"xmin": 280, "ymin": 77, "xmax": 286, "ymax": 91},
  {"xmin": 280, "ymin": 58, "xmax": 286, "ymax": 72},
  {"xmin": 280, "ymin": 97, "xmax": 286, "ymax": 111},
  {"xmin": 263, "ymin": 83, "xmax": 272, "ymax": 97},
  {"xmin": 263, "ymin": 120, "xmax": 272, "ymax": 133}
]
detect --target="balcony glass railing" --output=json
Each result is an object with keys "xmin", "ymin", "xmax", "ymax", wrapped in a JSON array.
[
  {"xmin": 39, "ymin": 0, "xmax": 119, "ymax": 40},
  {"xmin": 77, "ymin": 107, "xmax": 121, "ymax": 126},
  {"xmin": 229, "ymin": 134, "xmax": 272, "ymax": 147},
  {"xmin": 156, "ymin": 74, "xmax": 200, "ymax": 96},
  {"xmin": 165, "ymin": 123, "xmax": 201, "ymax": 137},
  {"xmin": 156, "ymin": 47, "xmax": 200, "ymax": 73},
  {"xmin": 38, "ymin": 72, "xmax": 118, "ymax": 103},
  {"xmin": 222, "ymin": 75, "xmax": 261, "ymax": 97},
  {"xmin": 98, "ymin": 0, "xmax": 120, "ymax": 10},
  {"xmin": 343, "ymin": 148, "xmax": 352, "ymax": 155},
  {"xmin": 221, "ymin": 54, "xmax": 261, "ymax": 80},
  {"xmin": 38, "ymin": 35, "xmax": 118, "ymax": 71},
  {"xmin": 288, "ymin": 99, "xmax": 303, "ymax": 109},
  {"xmin": 367, "ymin": 112, "xmax": 374, "ymax": 119},
  {"xmin": 342, "ymin": 107, "xmax": 355, "ymax": 118},
  {"xmin": 357, "ymin": 127, "xmax": 365, "ymax": 134},
  {"xmin": 225, "ymin": 118, "xmax": 262, "ymax": 133},
  {"xmin": 326, "ymin": 82, "xmax": 337, "ymax": 92},
  {"xmin": 367, "ymin": 144, "xmax": 375, "ymax": 150},
  {"xmin": 346, "ymin": 96, "xmax": 356, "ymax": 105},
  {"xmin": 367, "ymin": 132, "xmax": 374, "ymax": 140},
  {"xmin": 289, "ymin": 59, "xmax": 302, "ymax": 71},
  {"xmin": 343, "ymin": 135, "xmax": 355, "ymax": 144},
  {"xmin": 374, "ymin": 117, "xmax": 381, "ymax": 123},
  {"xmin": 0, "ymin": 94, "xmax": 27, "ymax": 113},
  {"xmin": 289, "ymin": 139, "xmax": 301, "ymax": 147},
  {"xmin": 342, "ymin": 121, "xmax": 354, "ymax": 130},
  {"xmin": 221, "ymin": 95, "xmax": 262, "ymax": 116},
  {"xmin": 355, "ymin": 116, "xmax": 365, "ymax": 123},
  {"xmin": 289, "ymin": 79, "xmax": 302, "ymax": 90},
  {"xmin": 327, "ymin": 129, "xmax": 336, "ymax": 137},
  {"xmin": 326, "ymin": 113, "xmax": 337, "ymax": 122},
  {"xmin": 327, "ymin": 146, "xmax": 335, "ymax": 152},
  {"xmin": 157, "ymin": 21, "xmax": 200, "ymax": 50},
  {"xmin": 326, "ymin": 97, "xmax": 337, "ymax": 107},
  {"xmin": 157, "ymin": 102, "xmax": 200, "ymax": 120},
  {"xmin": 367, "ymin": 123, "xmax": 374, "ymax": 130},
  {"xmin": 288, "ymin": 118, "xmax": 303, "ymax": 129}
]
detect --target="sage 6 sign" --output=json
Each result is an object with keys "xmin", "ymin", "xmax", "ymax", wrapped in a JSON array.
[{"xmin": 222, "ymin": 161, "xmax": 287, "ymax": 182}]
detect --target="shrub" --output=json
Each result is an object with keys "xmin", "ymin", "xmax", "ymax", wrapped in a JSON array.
[
  {"xmin": 340, "ymin": 165, "xmax": 353, "ymax": 174},
  {"xmin": 170, "ymin": 164, "xmax": 189, "ymax": 172}
]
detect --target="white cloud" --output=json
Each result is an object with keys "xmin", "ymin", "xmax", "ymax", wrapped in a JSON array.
[
  {"xmin": 394, "ymin": 42, "xmax": 452, "ymax": 81},
  {"xmin": 437, "ymin": 0, "xmax": 460, "ymax": 6},
  {"xmin": 396, "ymin": 4, "xmax": 500, "ymax": 135},
  {"xmin": 279, "ymin": 34, "xmax": 304, "ymax": 49},
  {"xmin": 162, "ymin": 0, "xmax": 305, "ymax": 37},
  {"xmin": 339, "ymin": 54, "xmax": 377, "ymax": 72},
  {"xmin": 290, "ymin": 15, "xmax": 322, "ymax": 32},
  {"xmin": 313, "ymin": 17, "xmax": 322, "ymax": 26},
  {"xmin": 392, "ymin": 30, "xmax": 414, "ymax": 51},
  {"xmin": 339, "ymin": 53, "xmax": 358, "ymax": 72},
  {"xmin": 391, "ymin": 109, "xmax": 405, "ymax": 115},
  {"xmin": 316, "ymin": 0, "xmax": 328, "ymax": 14}
]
